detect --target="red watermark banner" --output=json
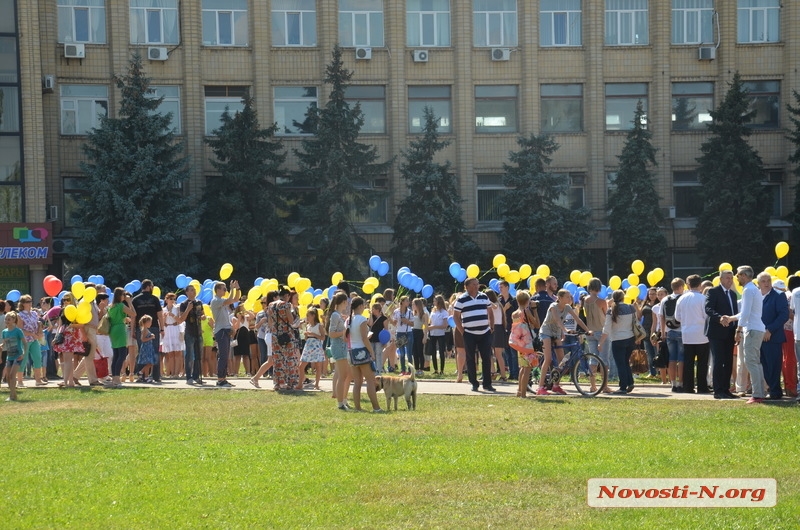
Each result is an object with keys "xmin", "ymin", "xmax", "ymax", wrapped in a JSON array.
[{"xmin": 588, "ymin": 478, "xmax": 776, "ymax": 508}]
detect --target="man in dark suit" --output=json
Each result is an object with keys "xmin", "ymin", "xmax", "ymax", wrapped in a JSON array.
[
  {"xmin": 759, "ymin": 274, "xmax": 789, "ymax": 400},
  {"xmin": 705, "ymin": 270, "xmax": 738, "ymax": 399}
]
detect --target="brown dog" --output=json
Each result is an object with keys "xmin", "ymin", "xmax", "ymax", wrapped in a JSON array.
[{"xmin": 376, "ymin": 372, "xmax": 417, "ymax": 411}]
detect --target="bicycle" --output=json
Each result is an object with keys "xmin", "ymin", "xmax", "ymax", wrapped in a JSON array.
[{"xmin": 531, "ymin": 331, "xmax": 607, "ymax": 397}]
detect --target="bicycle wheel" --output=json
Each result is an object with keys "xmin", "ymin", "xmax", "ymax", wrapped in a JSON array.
[{"xmin": 572, "ymin": 353, "xmax": 607, "ymax": 397}]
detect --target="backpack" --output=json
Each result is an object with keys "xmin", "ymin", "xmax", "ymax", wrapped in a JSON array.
[{"xmin": 663, "ymin": 294, "xmax": 682, "ymax": 329}]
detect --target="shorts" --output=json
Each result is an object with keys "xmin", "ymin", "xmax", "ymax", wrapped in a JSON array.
[
  {"xmin": 492, "ymin": 325, "xmax": 507, "ymax": 348},
  {"xmin": 329, "ymin": 339, "xmax": 347, "ymax": 362},
  {"xmin": 540, "ymin": 333, "xmax": 556, "ymax": 342}
]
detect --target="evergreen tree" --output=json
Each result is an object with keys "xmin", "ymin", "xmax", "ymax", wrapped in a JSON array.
[
  {"xmin": 501, "ymin": 133, "xmax": 593, "ymax": 275},
  {"xmin": 607, "ymin": 101, "xmax": 667, "ymax": 274},
  {"xmin": 202, "ymin": 91, "xmax": 287, "ymax": 281},
  {"xmin": 292, "ymin": 45, "xmax": 393, "ymax": 284},
  {"xmin": 392, "ymin": 107, "xmax": 480, "ymax": 291},
  {"xmin": 786, "ymin": 89, "xmax": 800, "ymax": 267},
  {"xmin": 696, "ymin": 73, "xmax": 771, "ymax": 268},
  {"xmin": 72, "ymin": 53, "xmax": 196, "ymax": 286}
]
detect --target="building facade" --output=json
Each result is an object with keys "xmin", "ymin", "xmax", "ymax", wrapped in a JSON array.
[{"xmin": 5, "ymin": 0, "xmax": 799, "ymax": 291}]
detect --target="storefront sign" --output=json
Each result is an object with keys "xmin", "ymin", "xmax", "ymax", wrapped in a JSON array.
[{"xmin": 0, "ymin": 223, "xmax": 53, "ymax": 265}]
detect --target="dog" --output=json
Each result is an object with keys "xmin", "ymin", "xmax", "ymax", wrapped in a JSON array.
[{"xmin": 376, "ymin": 372, "xmax": 417, "ymax": 411}]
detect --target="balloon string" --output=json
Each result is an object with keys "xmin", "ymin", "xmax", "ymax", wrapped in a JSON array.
[{"xmin": 478, "ymin": 268, "xmax": 496, "ymax": 280}]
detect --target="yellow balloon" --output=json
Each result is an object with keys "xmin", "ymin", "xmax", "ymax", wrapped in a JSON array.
[
  {"xmin": 83, "ymin": 286, "xmax": 97, "ymax": 302},
  {"xmin": 776, "ymin": 241, "xmax": 790, "ymax": 259},
  {"xmin": 295, "ymin": 277, "xmax": 312, "ymax": 292},
  {"xmin": 776, "ymin": 266, "xmax": 789, "ymax": 280},
  {"xmin": 203, "ymin": 304, "xmax": 213, "ymax": 317},
  {"xmin": 248, "ymin": 286, "xmax": 262, "ymax": 301},
  {"xmin": 331, "ymin": 271, "xmax": 344, "ymax": 286},
  {"xmin": 497, "ymin": 263, "xmax": 510, "ymax": 278},
  {"xmin": 492, "ymin": 254, "xmax": 506, "ymax": 268},
  {"xmin": 519, "ymin": 264, "xmax": 532, "ymax": 279},
  {"xmin": 627, "ymin": 274, "xmax": 639, "ymax": 286},
  {"xmin": 71, "ymin": 281, "xmax": 85, "ymax": 300},
  {"xmin": 536, "ymin": 264, "xmax": 550, "ymax": 278},
  {"xmin": 313, "ymin": 294, "xmax": 324, "ymax": 305},
  {"xmin": 365, "ymin": 277, "xmax": 380, "ymax": 287},
  {"xmin": 189, "ymin": 280, "xmax": 201, "ymax": 293},
  {"xmin": 646, "ymin": 271, "xmax": 657, "ymax": 287},
  {"xmin": 608, "ymin": 275, "xmax": 622, "ymax": 290},
  {"xmin": 764, "ymin": 266, "xmax": 777, "ymax": 276},
  {"xmin": 287, "ymin": 272, "xmax": 300, "ymax": 288},
  {"xmin": 299, "ymin": 305, "xmax": 308, "ymax": 319},
  {"xmin": 712, "ymin": 276, "xmax": 720, "ymax": 287},
  {"xmin": 220, "ymin": 263, "xmax": 234, "ymax": 280},
  {"xmin": 244, "ymin": 298, "xmax": 257, "ymax": 312},
  {"xmin": 528, "ymin": 274, "xmax": 542, "ymax": 288},
  {"xmin": 796, "ymin": 271, "xmax": 800, "ymax": 278},
  {"xmin": 626, "ymin": 285, "xmax": 640, "ymax": 300},
  {"xmin": 151, "ymin": 286, "xmax": 161, "ymax": 299},
  {"xmin": 631, "ymin": 259, "xmax": 645, "ymax": 276},
  {"xmin": 719, "ymin": 262, "xmax": 733, "ymax": 273},
  {"xmin": 569, "ymin": 270, "xmax": 581, "ymax": 284},
  {"xmin": 579, "ymin": 271, "xmax": 592, "ymax": 287},
  {"xmin": 506, "ymin": 270, "xmax": 521, "ymax": 284},
  {"xmin": 299, "ymin": 291, "xmax": 313, "ymax": 306},
  {"xmin": 466, "ymin": 264, "xmax": 480, "ymax": 278},
  {"xmin": 76, "ymin": 309, "xmax": 92, "ymax": 325},
  {"xmin": 64, "ymin": 305, "xmax": 78, "ymax": 322},
  {"xmin": 362, "ymin": 283, "xmax": 375, "ymax": 295},
  {"xmin": 264, "ymin": 280, "xmax": 278, "ymax": 293},
  {"xmin": 651, "ymin": 267, "xmax": 665, "ymax": 285},
  {"xmin": 362, "ymin": 309, "xmax": 370, "ymax": 318}
]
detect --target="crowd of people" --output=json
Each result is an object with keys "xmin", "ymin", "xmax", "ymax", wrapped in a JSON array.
[{"xmin": 2, "ymin": 266, "xmax": 799, "ymax": 406}]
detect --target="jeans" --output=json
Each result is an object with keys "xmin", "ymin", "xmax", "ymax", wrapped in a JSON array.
[
  {"xmin": 590, "ymin": 335, "xmax": 616, "ymax": 380},
  {"xmin": 463, "ymin": 330, "xmax": 493, "ymax": 388},
  {"xmin": 184, "ymin": 332, "xmax": 202, "ymax": 381},
  {"xmin": 214, "ymin": 329, "xmax": 231, "ymax": 379},
  {"xmin": 666, "ymin": 330, "xmax": 684, "ymax": 364},
  {"xmin": 370, "ymin": 341, "xmax": 384, "ymax": 373},
  {"xmin": 742, "ymin": 329, "xmax": 765, "ymax": 398},
  {"xmin": 643, "ymin": 339, "xmax": 657, "ymax": 376},
  {"xmin": 398, "ymin": 331, "xmax": 413, "ymax": 372},
  {"xmin": 611, "ymin": 336, "xmax": 635, "ymax": 391},
  {"xmin": 111, "ymin": 346, "xmax": 127, "ymax": 377},
  {"xmin": 257, "ymin": 337, "xmax": 269, "ymax": 365}
]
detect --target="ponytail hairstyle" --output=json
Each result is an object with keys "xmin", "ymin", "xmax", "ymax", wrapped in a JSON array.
[
  {"xmin": 611, "ymin": 289, "xmax": 625, "ymax": 323},
  {"xmin": 350, "ymin": 296, "xmax": 365, "ymax": 319}
]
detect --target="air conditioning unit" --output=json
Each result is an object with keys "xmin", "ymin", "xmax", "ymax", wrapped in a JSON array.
[
  {"xmin": 412, "ymin": 49, "xmax": 429, "ymax": 63},
  {"xmin": 64, "ymin": 43, "xmax": 85, "ymax": 59},
  {"xmin": 698, "ymin": 46, "xmax": 716, "ymax": 60},
  {"xmin": 148, "ymin": 47, "xmax": 168, "ymax": 61},
  {"xmin": 491, "ymin": 48, "xmax": 510, "ymax": 61},
  {"xmin": 47, "ymin": 205, "xmax": 58, "ymax": 221},
  {"xmin": 53, "ymin": 238, "xmax": 74, "ymax": 254},
  {"xmin": 355, "ymin": 47, "xmax": 372, "ymax": 60},
  {"xmin": 42, "ymin": 75, "xmax": 55, "ymax": 92},
  {"xmin": 668, "ymin": 206, "xmax": 676, "ymax": 219}
]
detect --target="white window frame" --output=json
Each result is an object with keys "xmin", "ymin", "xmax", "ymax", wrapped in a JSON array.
[
  {"xmin": 407, "ymin": 0, "xmax": 451, "ymax": 47},
  {"xmin": 671, "ymin": 82, "xmax": 714, "ymax": 131},
  {"xmin": 540, "ymin": 0, "xmax": 582, "ymax": 47},
  {"xmin": 147, "ymin": 86, "xmax": 181, "ymax": 134},
  {"xmin": 272, "ymin": 1, "xmax": 317, "ymax": 47},
  {"xmin": 130, "ymin": 0, "xmax": 180, "ymax": 45},
  {"xmin": 202, "ymin": 0, "xmax": 248, "ymax": 47},
  {"xmin": 671, "ymin": 0, "xmax": 713, "ymax": 45},
  {"xmin": 475, "ymin": 85, "xmax": 518, "ymax": 134},
  {"xmin": 605, "ymin": 83, "xmax": 648, "ymax": 131},
  {"xmin": 58, "ymin": 0, "xmax": 107, "ymax": 44},
  {"xmin": 60, "ymin": 85, "xmax": 108, "ymax": 136},
  {"xmin": 274, "ymin": 87, "xmax": 318, "ymax": 136},
  {"xmin": 473, "ymin": 0, "xmax": 518, "ymax": 47},
  {"xmin": 339, "ymin": 0, "xmax": 384, "ymax": 47},
  {"xmin": 605, "ymin": 0, "xmax": 649, "ymax": 46},
  {"xmin": 408, "ymin": 86, "xmax": 452, "ymax": 134},
  {"xmin": 204, "ymin": 86, "xmax": 247, "ymax": 136},
  {"xmin": 737, "ymin": 0, "xmax": 780, "ymax": 43}
]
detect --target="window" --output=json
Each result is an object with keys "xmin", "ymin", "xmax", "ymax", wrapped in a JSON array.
[
  {"xmin": 147, "ymin": 86, "xmax": 181, "ymax": 134},
  {"xmin": 737, "ymin": 0, "xmax": 779, "ymax": 43},
  {"xmin": 345, "ymin": 85, "xmax": 386, "ymax": 134},
  {"xmin": 477, "ymin": 174, "xmax": 506, "ymax": 222},
  {"xmin": 605, "ymin": 83, "xmax": 647, "ymax": 130},
  {"xmin": 130, "ymin": 0, "xmax": 179, "ymax": 45},
  {"xmin": 60, "ymin": 85, "xmax": 108, "ymax": 135},
  {"xmin": 540, "ymin": 0, "xmax": 582, "ymax": 47},
  {"xmin": 274, "ymin": 87, "xmax": 317, "ymax": 135},
  {"xmin": 407, "ymin": 0, "xmax": 450, "ymax": 47},
  {"xmin": 339, "ymin": 0, "xmax": 384, "ymax": 47},
  {"xmin": 541, "ymin": 84, "xmax": 583, "ymax": 132},
  {"xmin": 671, "ymin": 0, "xmax": 713, "ymax": 44},
  {"xmin": 553, "ymin": 173, "xmax": 586, "ymax": 209},
  {"xmin": 0, "ymin": 37, "xmax": 18, "ymax": 84},
  {"xmin": 763, "ymin": 170, "xmax": 782, "ymax": 219},
  {"xmin": 408, "ymin": 86, "xmax": 451, "ymax": 133},
  {"xmin": 202, "ymin": 0, "xmax": 248, "ymax": 46},
  {"xmin": 672, "ymin": 82, "xmax": 713, "ymax": 131},
  {"xmin": 63, "ymin": 177, "xmax": 88, "ymax": 228},
  {"xmin": 743, "ymin": 81, "xmax": 779, "ymax": 128},
  {"xmin": 474, "ymin": 0, "xmax": 518, "ymax": 47},
  {"xmin": 605, "ymin": 0, "xmax": 648, "ymax": 45},
  {"xmin": 0, "ymin": 136, "xmax": 20, "ymax": 183},
  {"xmin": 673, "ymin": 170, "xmax": 703, "ymax": 218},
  {"xmin": 276, "ymin": 175, "xmax": 316, "ymax": 224},
  {"xmin": 0, "ymin": 183, "xmax": 21, "ymax": 222},
  {"xmin": 475, "ymin": 86, "xmax": 517, "ymax": 133},
  {"xmin": 351, "ymin": 178, "xmax": 388, "ymax": 224},
  {"xmin": 58, "ymin": 0, "xmax": 107, "ymax": 44},
  {"xmin": 0, "ymin": 87, "xmax": 20, "ymax": 132},
  {"xmin": 272, "ymin": 0, "xmax": 316, "ymax": 46},
  {"xmin": 204, "ymin": 86, "xmax": 247, "ymax": 135},
  {"xmin": 606, "ymin": 171, "xmax": 617, "ymax": 203}
]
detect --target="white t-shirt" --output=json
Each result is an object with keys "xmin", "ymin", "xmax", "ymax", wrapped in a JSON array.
[
  {"xmin": 651, "ymin": 303, "xmax": 662, "ymax": 332},
  {"xmin": 350, "ymin": 314, "xmax": 368, "ymax": 348},
  {"xmin": 429, "ymin": 309, "xmax": 448, "ymax": 337},
  {"xmin": 393, "ymin": 308, "xmax": 412, "ymax": 333}
]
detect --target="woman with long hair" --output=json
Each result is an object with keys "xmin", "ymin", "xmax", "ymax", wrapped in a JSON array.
[
  {"xmin": 598, "ymin": 290, "xmax": 638, "ymax": 394},
  {"xmin": 161, "ymin": 293, "xmax": 183, "ymax": 378},
  {"xmin": 348, "ymin": 297, "xmax": 383, "ymax": 413},
  {"xmin": 106, "ymin": 287, "xmax": 136, "ymax": 388},
  {"xmin": 392, "ymin": 296, "xmax": 413, "ymax": 374},
  {"xmin": 411, "ymin": 298, "xmax": 428, "ymax": 376},
  {"xmin": 328, "ymin": 292, "xmax": 352, "ymax": 409},
  {"xmin": 640, "ymin": 288, "xmax": 659, "ymax": 378},
  {"xmin": 53, "ymin": 294, "xmax": 84, "ymax": 388},
  {"xmin": 427, "ymin": 295, "xmax": 449, "ymax": 375},
  {"xmin": 485, "ymin": 290, "xmax": 509, "ymax": 382}
]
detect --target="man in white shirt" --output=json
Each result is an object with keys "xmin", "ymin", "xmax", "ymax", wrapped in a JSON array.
[
  {"xmin": 674, "ymin": 275, "xmax": 710, "ymax": 393},
  {"xmin": 722, "ymin": 266, "xmax": 766, "ymax": 404}
]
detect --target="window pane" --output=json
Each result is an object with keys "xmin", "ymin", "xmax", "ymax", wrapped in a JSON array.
[
  {"xmin": 234, "ymin": 11, "xmax": 248, "ymax": 45},
  {"xmin": 542, "ymin": 99, "xmax": 583, "ymax": 132},
  {"xmin": 0, "ymin": 136, "xmax": 20, "ymax": 182},
  {"xmin": 357, "ymin": 100, "xmax": 385, "ymax": 134},
  {"xmin": 202, "ymin": 11, "xmax": 217, "ymax": 44},
  {"xmin": 409, "ymin": 86, "xmax": 450, "ymax": 98},
  {"xmin": 409, "ymin": 101, "xmax": 451, "ymax": 133},
  {"xmin": 672, "ymin": 96, "xmax": 713, "ymax": 130},
  {"xmin": 303, "ymin": 12, "xmax": 316, "ymax": 45},
  {"xmin": 370, "ymin": 12, "xmax": 384, "ymax": 46},
  {"xmin": 606, "ymin": 97, "xmax": 647, "ymax": 130},
  {"xmin": 540, "ymin": 13, "xmax": 552, "ymax": 46},
  {"xmin": 674, "ymin": 185, "xmax": 703, "ymax": 218},
  {"xmin": 422, "ymin": 13, "xmax": 434, "ymax": 45},
  {"xmin": 478, "ymin": 189, "xmax": 503, "ymax": 221},
  {"xmin": 147, "ymin": 10, "xmax": 161, "ymax": 43},
  {"xmin": 219, "ymin": 12, "xmax": 232, "ymax": 44},
  {"xmin": 339, "ymin": 13, "xmax": 353, "ymax": 46},
  {"xmin": 58, "ymin": 7, "xmax": 73, "ymax": 43},
  {"xmin": 354, "ymin": 13, "xmax": 368, "ymax": 46},
  {"xmin": 287, "ymin": 13, "xmax": 300, "ymax": 44},
  {"xmin": 0, "ymin": 185, "xmax": 21, "ymax": 222},
  {"xmin": 0, "ymin": 87, "xmax": 20, "ymax": 132},
  {"xmin": 74, "ymin": 8, "xmax": 90, "ymax": 42},
  {"xmin": 0, "ymin": 38, "xmax": 18, "ymax": 83}
]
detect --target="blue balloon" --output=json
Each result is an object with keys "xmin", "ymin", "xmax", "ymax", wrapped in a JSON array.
[
  {"xmin": 491, "ymin": 283, "xmax": 501, "ymax": 293},
  {"xmin": 421, "ymin": 284, "xmax": 434, "ymax": 298},
  {"xmin": 566, "ymin": 283, "xmax": 578, "ymax": 296},
  {"xmin": 131, "ymin": 280, "xmax": 142, "ymax": 292},
  {"xmin": 106, "ymin": 287, "xmax": 113, "ymax": 298},
  {"xmin": 254, "ymin": 277, "xmax": 264, "ymax": 287},
  {"xmin": 449, "ymin": 262, "xmax": 461, "ymax": 279},
  {"xmin": 70, "ymin": 275, "xmax": 83, "ymax": 285},
  {"xmin": 200, "ymin": 289, "xmax": 213, "ymax": 304},
  {"xmin": 5, "ymin": 289, "xmax": 21, "ymax": 302},
  {"xmin": 448, "ymin": 315, "xmax": 456, "ymax": 328},
  {"xmin": 398, "ymin": 266, "xmax": 410, "ymax": 274},
  {"xmin": 573, "ymin": 291, "xmax": 581, "ymax": 304},
  {"xmin": 378, "ymin": 329, "xmax": 391, "ymax": 344},
  {"xmin": 314, "ymin": 288, "xmax": 323, "ymax": 296},
  {"xmin": 176, "ymin": 295, "xmax": 187, "ymax": 304},
  {"xmin": 175, "ymin": 274, "xmax": 188, "ymax": 289},
  {"xmin": 488, "ymin": 278, "xmax": 499, "ymax": 291},
  {"xmin": 306, "ymin": 287, "xmax": 314, "ymax": 293},
  {"xmin": 638, "ymin": 283, "xmax": 648, "ymax": 300},
  {"xmin": 327, "ymin": 285, "xmax": 337, "ymax": 300},
  {"xmin": 124, "ymin": 282, "xmax": 135, "ymax": 293},
  {"xmin": 414, "ymin": 277, "xmax": 424, "ymax": 293},
  {"xmin": 96, "ymin": 275, "xmax": 105, "ymax": 286},
  {"xmin": 203, "ymin": 279, "xmax": 214, "ymax": 288},
  {"xmin": 378, "ymin": 260, "xmax": 390, "ymax": 277},
  {"xmin": 456, "ymin": 269, "xmax": 467, "ymax": 283},
  {"xmin": 369, "ymin": 255, "xmax": 381, "ymax": 271},
  {"xmin": 621, "ymin": 279, "xmax": 631, "ymax": 289},
  {"xmin": 509, "ymin": 285, "xmax": 517, "ymax": 296}
]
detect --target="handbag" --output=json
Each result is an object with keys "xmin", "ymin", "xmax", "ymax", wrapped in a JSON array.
[
  {"xmin": 629, "ymin": 348, "xmax": 649, "ymax": 374},
  {"xmin": 348, "ymin": 346, "xmax": 372, "ymax": 366},
  {"xmin": 98, "ymin": 314, "xmax": 111, "ymax": 335},
  {"xmin": 654, "ymin": 340, "xmax": 670, "ymax": 368},
  {"xmin": 53, "ymin": 325, "xmax": 66, "ymax": 345},
  {"xmin": 631, "ymin": 315, "xmax": 647, "ymax": 343},
  {"xmin": 395, "ymin": 333, "xmax": 408, "ymax": 347}
]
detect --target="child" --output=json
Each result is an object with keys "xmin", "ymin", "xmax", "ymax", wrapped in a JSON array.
[
  {"xmin": 508, "ymin": 291, "xmax": 539, "ymax": 398},
  {"xmin": 297, "ymin": 308, "xmax": 326, "ymax": 390},
  {"xmin": 2, "ymin": 312, "xmax": 25, "ymax": 401},
  {"xmin": 136, "ymin": 315, "xmax": 157, "ymax": 383},
  {"xmin": 538, "ymin": 289, "xmax": 593, "ymax": 396}
]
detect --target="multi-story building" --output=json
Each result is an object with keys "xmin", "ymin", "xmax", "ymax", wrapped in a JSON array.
[{"xmin": 2, "ymin": 0, "xmax": 798, "ymax": 295}]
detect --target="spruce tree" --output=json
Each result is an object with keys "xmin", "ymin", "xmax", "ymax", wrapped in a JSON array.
[
  {"xmin": 786, "ymin": 89, "xmax": 800, "ymax": 267},
  {"xmin": 202, "ymin": 92, "xmax": 287, "ymax": 281},
  {"xmin": 72, "ymin": 53, "xmax": 196, "ymax": 286},
  {"xmin": 696, "ymin": 73, "xmax": 771, "ymax": 268},
  {"xmin": 501, "ymin": 132, "xmax": 593, "ymax": 274},
  {"xmin": 292, "ymin": 45, "xmax": 393, "ymax": 284},
  {"xmin": 392, "ymin": 107, "xmax": 480, "ymax": 290},
  {"xmin": 607, "ymin": 101, "xmax": 667, "ymax": 274}
]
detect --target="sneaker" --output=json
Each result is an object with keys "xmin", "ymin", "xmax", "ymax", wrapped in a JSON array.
[
  {"xmin": 338, "ymin": 404, "xmax": 349, "ymax": 411},
  {"xmin": 551, "ymin": 385, "xmax": 567, "ymax": 395},
  {"xmin": 371, "ymin": 408, "xmax": 386, "ymax": 413},
  {"xmin": 186, "ymin": 379, "xmax": 195, "ymax": 385},
  {"xmin": 746, "ymin": 397, "xmax": 764, "ymax": 404},
  {"xmin": 216, "ymin": 380, "xmax": 233, "ymax": 387},
  {"xmin": 536, "ymin": 387, "xmax": 550, "ymax": 396}
]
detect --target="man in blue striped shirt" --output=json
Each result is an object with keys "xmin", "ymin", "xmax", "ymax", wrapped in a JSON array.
[{"xmin": 453, "ymin": 278, "xmax": 496, "ymax": 392}]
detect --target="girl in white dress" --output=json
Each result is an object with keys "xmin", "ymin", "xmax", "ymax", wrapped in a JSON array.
[
  {"xmin": 298, "ymin": 308, "xmax": 326, "ymax": 390},
  {"xmin": 162, "ymin": 293, "xmax": 184, "ymax": 378}
]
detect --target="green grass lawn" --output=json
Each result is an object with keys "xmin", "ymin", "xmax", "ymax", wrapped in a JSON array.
[{"xmin": 2, "ymin": 388, "xmax": 798, "ymax": 529}]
